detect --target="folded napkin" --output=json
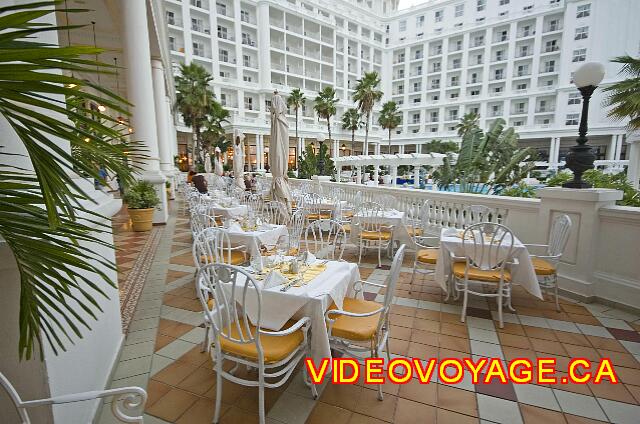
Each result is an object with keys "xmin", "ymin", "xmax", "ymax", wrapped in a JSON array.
[
  {"xmin": 443, "ymin": 228, "xmax": 458, "ymax": 237},
  {"xmin": 228, "ymin": 222, "xmax": 243, "ymax": 233},
  {"xmin": 261, "ymin": 270, "xmax": 288, "ymax": 290},
  {"xmin": 302, "ymin": 251, "xmax": 316, "ymax": 265}
]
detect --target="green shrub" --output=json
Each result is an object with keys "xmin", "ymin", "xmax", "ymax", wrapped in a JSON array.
[
  {"xmin": 165, "ymin": 180, "xmax": 171, "ymax": 189},
  {"xmin": 545, "ymin": 170, "xmax": 572, "ymax": 187},
  {"xmin": 501, "ymin": 182, "xmax": 537, "ymax": 198},
  {"xmin": 545, "ymin": 169, "xmax": 639, "ymax": 207},
  {"xmin": 124, "ymin": 181, "xmax": 160, "ymax": 209}
]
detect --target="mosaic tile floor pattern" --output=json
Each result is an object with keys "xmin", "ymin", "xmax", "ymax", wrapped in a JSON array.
[{"xmin": 102, "ymin": 198, "xmax": 640, "ymax": 424}]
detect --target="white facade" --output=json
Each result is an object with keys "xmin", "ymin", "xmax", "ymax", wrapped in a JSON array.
[{"xmin": 165, "ymin": 0, "xmax": 639, "ymax": 171}]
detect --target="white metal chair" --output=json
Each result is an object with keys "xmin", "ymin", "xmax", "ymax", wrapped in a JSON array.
[
  {"xmin": 453, "ymin": 222, "xmax": 515, "ymax": 328},
  {"xmin": 304, "ymin": 219, "xmax": 347, "ymax": 260},
  {"xmin": 326, "ymin": 244, "xmax": 406, "ymax": 401},
  {"xmin": 525, "ymin": 214, "xmax": 572, "ymax": 311},
  {"xmin": 303, "ymin": 192, "xmax": 332, "ymax": 223},
  {"xmin": 197, "ymin": 264, "xmax": 317, "ymax": 424},
  {"xmin": 287, "ymin": 209, "xmax": 306, "ymax": 255},
  {"xmin": 409, "ymin": 200, "xmax": 440, "ymax": 294},
  {"xmin": 354, "ymin": 201, "xmax": 394, "ymax": 267},
  {"xmin": 261, "ymin": 200, "xmax": 289, "ymax": 225},
  {"xmin": 0, "ymin": 372, "xmax": 146, "ymax": 424},
  {"xmin": 377, "ymin": 193, "xmax": 396, "ymax": 211},
  {"xmin": 193, "ymin": 227, "xmax": 248, "ymax": 268},
  {"xmin": 463, "ymin": 204, "xmax": 493, "ymax": 227}
]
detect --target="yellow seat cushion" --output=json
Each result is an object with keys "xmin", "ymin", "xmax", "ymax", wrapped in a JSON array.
[
  {"xmin": 218, "ymin": 320, "xmax": 304, "ymax": 363},
  {"xmin": 417, "ymin": 249, "xmax": 438, "ymax": 264},
  {"xmin": 307, "ymin": 213, "xmax": 332, "ymax": 220},
  {"xmin": 327, "ymin": 298, "xmax": 382, "ymax": 341},
  {"xmin": 360, "ymin": 230, "xmax": 392, "ymax": 240},
  {"xmin": 288, "ymin": 247, "xmax": 299, "ymax": 256},
  {"xmin": 407, "ymin": 226, "xmax": 424, "ymax": 236},
  {"xmin": 531, "ymin": 257, "xmax": 556, "ymax": 276},
  {"xmin": 452, "ymin": 262, "xmax": 511, "ymax": 283},
  {"xmin": 207, "ymin": 298, "xmax": 215, "ymax": 310},
  {"xmin": 200, "ymin": 250, "xmax": 247, "ymax": 265},
  {"xmin": 342, "ymin": 210, "xmax": 354, "ymax": 218},
  {"xmin": 343, "ymin": 223, "xmax": 351, "ymax": 233}
]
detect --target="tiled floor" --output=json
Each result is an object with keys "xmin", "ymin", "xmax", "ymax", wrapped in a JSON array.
[{"xmin": 101, "ymin": 198, "xmax": 640, "ymax": 424}]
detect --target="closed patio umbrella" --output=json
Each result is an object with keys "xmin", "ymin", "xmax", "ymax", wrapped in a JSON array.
[
  {"xmin": 214, "ymin": 147, "xmax": 224, "ymax": 176},
  {"xmin": 233, "ymin": 132, "xmax": 246, "ymax": 189},
  {"xmin": 269, "ymin": 92, "xmax": 292, "ymax": 212},
  {"xmin": 204, "ymin": 152, "xmax": 212, "ymax": 174}
]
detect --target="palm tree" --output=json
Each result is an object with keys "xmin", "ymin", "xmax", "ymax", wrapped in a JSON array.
[
  {"xmin": 286, "ymin": 88, "xmax": 306, "ymax": 145},
  {"xmin": 455, "ymin": 111, "xmax": 480, "ymax": 137},
  {"xmin": 314, "ymin": 87, "xmax": 338, "ymax": 142},
  {"xmin": 0, "ymin": 2, "xmax": 144, "ymax": 359},
  {"xmin": 604, "ymin": 55, "xmax": 640, "ymax": 130},
  {"xmin": 341, "ymin": 108, "xmax": 362, "ymax": 154},
  {"xmin": 175, "ymin": 62, "xmax": 214, "ymax": 165},
  {"xmin": 378, "ymin": 101, "xmax": 401, "ymax": 152},
  {"xmin": 202, "ymin": 99, "xmax": 230, "ymax": 155},
  {"xmin": 353, "ymin": 71, "xmax": 383, "ymax": 155}
]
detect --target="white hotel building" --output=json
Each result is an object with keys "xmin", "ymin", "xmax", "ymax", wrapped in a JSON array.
[{"xmin": 164, "ymin": 0, "xmax": 639, "ymax": 172}]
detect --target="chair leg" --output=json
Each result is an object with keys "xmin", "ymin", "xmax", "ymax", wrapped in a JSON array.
[
  {"xmin": 497, "ymin": 282, "xmax": 504, "ymax": 329},
  {"xmin": 213, "ymin": 361, "xmax": 223, "ymax": 424},
  {"xmin": 409, "ymin": 258, "xmax": 418, "ymax": 294},
  {"xmin": 385, "ymin": 338, "xmax": 392, "ymax": 364},
  {"xmin": 553, "ymin": 275, "xmax": 560, "ymax": 312},
  {"xmin": 377, "ymin": 244, "xmax": 382, "ymax": 268},
  {"xmin": 373, "ymin": 347, "xmax": 383, "ymax": 401},
  {"xmin": 201, "ymin": 325, "xmax": 209, "ymax": 353},
  {"xmin": 258, "ymin": 374, "xmax": 266, "ymax": 424},
  {"xmin": 461, "ymin": 281, "xmax": 469, "ymax": 323}
]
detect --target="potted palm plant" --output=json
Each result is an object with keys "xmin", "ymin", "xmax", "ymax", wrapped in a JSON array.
[{"xmin": 124, "ymin": 181, "xmax": 160, "ymax": 231}]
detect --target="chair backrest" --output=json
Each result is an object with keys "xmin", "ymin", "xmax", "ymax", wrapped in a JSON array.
[
  {"xmin": 288, "ymin": 209, "xmax": 305, "ymax": 252},
  {"xmin": 193, "ymin": 227, "xmax": 237, "ymax": 267},
  {"xmin": 243, "ymin": 193, "xmax": 262, "ymax": 214},
  {"xmin": 262, "ymin": 201, "xmax": 289, "ymax": 225},
  {"xmin": 461, "ymin": 222, "xmax": 514, "ymax": 272},
  {"xmin": 377, "ymin": 194, "xmax": 396, "ymax": 210},
  {"xmin": 356, "ymin": 201, "xmax": 385, "ymax": 233},
  {"xmin": 304, "ymin": 219, "xmax": 347, "ymax": 260},
  {"xmin": 0, "ymin": 373, "xmax": 29, "ymax": 423},
  {"xmin": 191, "ymin": 211, "xmax": 219, "ymax": 236},
  {"xmin": 377, "ymin": 244, "xmax": 407, "ymax": 331},
  {"xmin": 548, "ymin": 214, "xmax": 572, "ymax": 258},
  {"xmin": 464, "ymin": 204, "xmax": 493, "ymax": 227},
  {"xmin": 196, "ymin": 264, "xmax": 265, "ymax": 359}
]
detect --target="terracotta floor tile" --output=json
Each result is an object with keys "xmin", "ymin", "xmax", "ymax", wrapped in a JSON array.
[
  {"xmin": 566, "ymin": 314, "xmax": 601, "ymax": 325},
  {"xmin": 520, "ymin": 404, "xmax": 567, "ymax": 424},
  {"xmin": 436, "ymin": 408, "xmax": 478, "ymax": 424},
  {"xmin": 587, "ymin": 335, "xmax": 626, "ymax": 352},
  {"xmin": 407, "ymin": 341, "xmax": 439, "ymax": 359},
  {"xmin": 145, "ymin": 387, "xmax": 200, "ymax": 422},
  {"xmin": 410, "ymin": 329, "xmax": 439, "ymax": 347},
  {"xmin": 177, "ymin": 366, "xmax": 217, "ymax": 395},
  {"xmin": 234, "ymin": 386, "xmax": 285, "ymax": 414},
  {"xmin": 352, "ymin": 387, "xmax": 397, "ymax": 422},
  {"xmin": 626, "ymin": 384, "xmax": 640, "ymax": 403},
  {"xmin": 388, "ymin": 338, "xmax": 410, "ymax": 356},
  {"xmin": 554, "ymin": 331, "xmax": 590, "ymax": 347},
  {"xmin": 393, "ymin": 397, "xmax": 437, "ymax": 424},
  {"xmin": 596, "ymin": 349, "xmax": 639, "ymax": 368},
  {"xmin": 178, "ymin": 345, "xmax": 212, "ymax": 367},
  {"xmin": 389, "ymin": 325, "xmax": 412, "ymax": 341},
  {"xmin": 145, "ymin": 379, "xmax": 172, "ymax": 409},
  {"xmin": 561, "ymin": 304, "xmax": 593, "ymax": 316},
  {"xmin": 523, "ymin": 326, "xmax": 558, "ymax": 341},
  {"xmin": 440, "ymin": 322, "xmax": 468, "ymax": 338},
  {"xmin": 414, "ymin": 308, "xmax": 440, "ymax": 321},
  {"xmin": 175, "ymin": 397, "xmax": 220, "ymax": 424},
  {"xmin": 218, "ymin": 406, "xmax": 260, "ymax": 424},
  {"xmin": 563, "ymin": 414, "xmax": 607, "ymax": 424},
  {"xmin": 502, "ymin": 347, "xmax": 537, "ymax": 362},
  {"xmin": 397, "ymin": 377, "xmax": 437, "ymax": 405},
  {"xmin": 347, "ymin": 413, "xmax": 388, "ymax": 424},
  {"xmin": 499, "ymin": 333, "xmax": 532, "ymax": 350},
  {"xmin": 438, "ymin": 334, "xmax": 471, "ymax": 353},
  {"xmin": 436, "ymin": 385, "xmax": 478, "ymax": 417},
  {"xmin": 390, "ymin": 304, "xmax": 417, "ymax": 317},
  {"xmin": 306, "ymin": 402, "xmax": 352, "ymax": 424},
  {"xmin": 587, "ymin": 380, "xmax": 637, "ymax": 404},
  {"xmin": 563, "ymin": 344, "xmax": 600, "ymax": 362},
  {"xmin": 530, "ymin": 338, "xmax": 568, "ymax": 356},
  {"xmin": 412, "ymin": 318, "xmax": 440, "ymax": 333},
  {"xmin": 390, "ymin": 313, "xmax": 415, "ymax": 328},
  {"xmin": 153, "ymin": 360, "xmax": 200, "ymax": 386},
  {"xmin": 440, "ymin": 312, "xmax": 463, "ymax": 324},
  {"xmin": 320, "ymin": 382, "xmax": 363, "ymax": 411},
  {"xmin": 498, "ymin": 323, "xmax": 526, "ymax": 336},
  {"xmin": 155, "ymin": 334, "xmax": 176, "ymax": 351},
  {"xmin": 615, "ymin": 365, "xmax": 640, "ymax": 386}
]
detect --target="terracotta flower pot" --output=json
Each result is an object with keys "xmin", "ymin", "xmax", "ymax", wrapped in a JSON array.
[{"xmin": 128, "ymin": 208, "xmax": 155, "ymax": 231}]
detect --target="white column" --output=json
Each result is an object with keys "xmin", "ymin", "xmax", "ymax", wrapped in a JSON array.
[
  {"xmin": 626, "ymin": 133, "xmax": 640, "ymax": 189},
  {"xmin": 356, "ymin": 166, "xmax": 362, "ymax": 185},
  {"xmin": 614, "ymin": 134, "xmax": 623, "ymax": 161},
  {"xmin": 548, "ymin": 137, "xmax": 559, "ymax": 170},
  {"xmin": 373, "ymin": 166, "xmax": 379, "ymax": 185},
  {"xmin": 399, "ymin": 144, "xmax": 405, "ymax": 154},
  {"xmin": 122, "ymin": 0, "xmax": 167, "ymax": 223},
  {"xmin": 606, "ymin": 134, "xmax": 617, "ymax": 161},
  {"xmin": 416, "ymin": 143, "xmax": 421, "ymax": 154},
  {"xmin": 257, "ymin": 134, "xmax": 265, "ymax": 172},
  {"xmin": 374, "ymin": 143, "xmax": 381, "ymax": 155},
  {"xmin": 151, "ymin": 60, "xmax": 173, "ymax": 173},
  {"xmin": 257, "ymin": 0, "xmax": 271, "ymax": 88},
  {"xmin": 414, "ymin": 166, "xmax": 420, "ymax": 188},
  {"xmin": 391, "ymin": 165, "xmax": 398, "ymax": 187}
]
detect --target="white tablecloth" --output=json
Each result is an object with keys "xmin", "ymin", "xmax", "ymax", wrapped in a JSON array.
[
  {"xmin": 351, "ymin": 209, "xmax": 415, "ymax": 248},
  {"xmin": 211, "ymin": 204, "xmax": 248, "ymax": 219},
  {"xmin": 434, "ymin": 228, "xmax": 542, "ymax": 299},
  {"xmin": 224, "ymin": 261, "xmax": 360, "ymax": 363},
  {"xmin": 227, "ymin": 224, "xmax": 288, "ymax": 255}
]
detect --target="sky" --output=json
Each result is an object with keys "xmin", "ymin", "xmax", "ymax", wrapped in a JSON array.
[{"xmin": 397, "ymin": 0, "xmax": 430, "ymax": 10}]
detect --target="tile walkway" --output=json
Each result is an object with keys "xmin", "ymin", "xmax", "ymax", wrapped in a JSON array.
[{"xmin": 100, "ymin": 198, "xmax": 640, "ymax": 424}]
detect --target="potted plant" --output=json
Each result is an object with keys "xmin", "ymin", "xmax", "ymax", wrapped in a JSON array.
[{"xmin": 124, "ymin": 181, "xmax": 160, "ymax": 231}]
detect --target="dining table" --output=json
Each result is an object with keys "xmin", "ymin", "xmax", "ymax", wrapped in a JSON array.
[
  {"xmin": 226, "ymin": 223, "xmax": 289, "ymax": 256},
  {"xmin": 224, "ymin": 258, "xmax": 361, "ymax": 363},
  {"xmin": 433, "ymin": 228, "xmax": 543, "ymax": 299}
]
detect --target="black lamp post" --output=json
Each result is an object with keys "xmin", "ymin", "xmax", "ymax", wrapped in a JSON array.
[
  {"xmin": 316, "ymin": 133, "xmax": 326, "ymax": 176},
  {"xmin": 563, "ymin": 62, "xmax": 605, "ymax": 188}
]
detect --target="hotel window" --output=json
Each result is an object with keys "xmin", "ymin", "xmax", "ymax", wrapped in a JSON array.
[
  {"xmin": 519, "ymin": 45, "xmax": 530, "ymax": 57},
  {"xmin": 192, "ymin": 41, "xmax": 204, "ymax": 57},
  {"xmin": 455, "ymin": 4, "xmax": 464, "ymax": 17},
  {"xmin": 577, "ymin": 4, "xmax": 591, "ymax": 18},
  {"xmin": 416, "ymin": 65, "xmax": 422, "ymax": 75},
  {"xmin": 471, "ymin": 89, "xmax": 480, "ymax": 96},
  {"xmin": 241, "ymin": 10, "xmax": 250, "ymax": 22},
  {"xmin": 470, "ymin": 72, "xmax": 478, "ymax": 83},
  {"xmin": 244, "ymin": 96, "xmax": 253, "ymax": 110},
  {"xmin": 413, "ymin": 82, "xmax": 421, "ymax": 92},
  {"xmin": 568, "ymin": 92, "xmax": 582, "ymax": 105},
  {"xmin": 575, "ymin": 26, "xmax": 589, "ymax": 40},
  {"xmin": 435, "ymin": 10, "xmax": 443, "ymax": 22},
  {"xmin": 243, "ymin": 75, "xmax": 252, "ymax": 82},
  {"xmin": 243, "ymin": 54, "xmax": 251, "ymax": 67},
  {"xmin": 396, "ymin": 84, "xmax": 404, "ymax": 94},
  {"xmin": 449, "ymin": 109, "xmax": 458, "ymax": 120},
  {"xmin": 415, "ymin": 49, "xmax": 423, "ymax": 59},
  {"xmin": 413, "ymin": 96, "xmax": 421, "ymax": 103},
  {"xmin": 416, "ymin": 15, "xmax": 425, "ymax": 27},
  {"xmin": 399, "ymin": 20, "xmax": 406, "ymax": 31},
  {"xmin": 454, "ymin": 40, "xmax": 463, "ymax": 51},
  {"xmin": 494, "ymin": 69, "xmax": 504, "ymax": 80},
  {"xmin": 191, "ymin": 18, "xmax": 203, "ymax": 32},
  {"xmin": 216, "ymin": 2, "xmax": 226, "ymax": 15},
  {"xmin": 217, "ymin": 25, "xmax": 228, "ymax": 39},
  {"xmin": 452, "ymin": 58, "xmax": 461, "ymax": 69},
  {"xmin": 548, "ymin": 19, "xmax": 559, "ymax": 31},
  {"xmin": 572, "ymin": 48, "xmax": 586, "ymax": 62},
  {"xmin": 473, "ymin": 36, "xmax": 484, "ymax": 47},
  {"xmin": 538, "ymin": 100, "xmax": 547, "ymax": 111},
  {"xmin": 191, "ymin": 0, "xmax": 204, "ymax": 8},
  {"xmin": 495, "ymin": 50, "xmax": 505, "ymax": 61},
  {"xmin": 432, "ymin": 62, "xmax": 441, "ymax": 72},
  {"xmin": 450, "ymin": 75, "xmax": 459, "ymax": 86},
  {"xmin": 431, "ymin": 78, "xmax": 440, "ymax": 89},
  {"xmin": 397, "ymin": 69, "xmax": 404, "ymax": 78},
  {"xmin": 432, "ymin": 94, "xmax": 439, "ymax": 101},
  {"xmin": 545, "ymin": 39, "xmax": 558, "ymax": 52},
  {"xmin": 514, "ymin": 102, "xmax": 526, "ymax": 113},
  {"xmin": 450, "ymin": 92, "xmax": 459, "ymax": 99},
  {"xmin": 543, "ymin": 60, "xmax": 555, "ymax": 72},
  {"xmin": 219, "ymin": 49, "xmax": 228, "ymax": 62},
  {"xmin": 491, "ymin": 105, "xmax": 501, "ymax": 116},
  {"xmin": 516, "ymin": 83, "xmax": 527, "ymax": 90},
  {"xmin": 219, "ymin": 93, "xmax": 227, "ymax": 106},
  {"xmin": 566, "ymin": 113, "xmax": 579, "ymax": 125},
  {"xmin": 166, "ymin": 11, "xmax": 176, "ymax": 25},
  {"xmin": 494, "ymin": 86, "xmax": 503, "ymax": 93},
  {"xmin": 513, "ymin": 120, "xmax": 524, "ymax": 126},
  {"xmin": 516, "ymin": 65, "xmax": 529, "ymax": 76},
  {"xmin": 476, "ymin": 17, "xmax": 485, "ymax": 23},
  {"xmin": 499, "ymin": 0, "xmax": 509, "ymax": 5},
  {"xmin": 168, "ymin": 36, "xmax": 176, "ymax": 51},
  {"xmin": 477, "ymin": 0, "xmax": 486, "ymax": 11},
  {"xmin": 430, "ymin": 111, "xmax": 438, "ymax": 121},
  {"xmin": 412, "ymin": 113, "xmax": 420, "ymax": 123},
  {"xmin": 475, "ymin": 54, "xmax": 483, "ymax": 65}
]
